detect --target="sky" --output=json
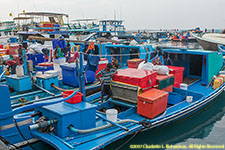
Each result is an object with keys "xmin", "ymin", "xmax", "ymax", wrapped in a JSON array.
[{"xmin": 0, "ymin": 0, "xmax": 224, "ymax": 30}]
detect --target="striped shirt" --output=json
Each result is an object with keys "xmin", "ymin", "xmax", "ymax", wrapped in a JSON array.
[{"xmin": 97, "ymin": 69, "xmax": 115, "ymax": 85}]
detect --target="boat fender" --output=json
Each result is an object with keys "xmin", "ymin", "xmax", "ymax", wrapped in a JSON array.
[{"xmin": 140, "ymin": 119, "xmax": 151, "ymax": 128}]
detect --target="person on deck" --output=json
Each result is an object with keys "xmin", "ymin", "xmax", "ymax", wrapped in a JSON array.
[
  {"xmin": 111, "ymin": 56, "xmax": 120, "ymax": 70},
  {"xmin": 4, "ymin": 59, "xmax": 17, "ymax": 74},
  {"xmin": 54, "ymin": 45, "xmax": 64, "ymax": 59},
  {"xmin": 97, "ymin": 63, "xmax": 117, "ymax": 103},
  {"xmin": 18, "ymin": 45, "xmax": 23, "ymax": 64}
]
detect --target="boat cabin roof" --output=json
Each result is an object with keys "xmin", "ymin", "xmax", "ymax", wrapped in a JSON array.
[{"xmin": 18, "ymin": 12, "xmax": 69, "ymax": 17}]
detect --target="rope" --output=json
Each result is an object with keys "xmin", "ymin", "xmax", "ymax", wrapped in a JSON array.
[
  {"xmin": 115, "ymin": 119, "xmax": 151, "ymax": 150},
  {"xmin": 0, "ymin": 135, "xmax": 24, "ymax": 150},
  {"xmin": 14, "ymin": 119, "xmax": 36, "ymax": 150},
  {"xmin": 115, "ymin": 130, "xmax": 141, "ymax": 150}
]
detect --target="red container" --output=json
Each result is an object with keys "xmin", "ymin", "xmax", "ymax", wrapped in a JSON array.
[
  {"xmin": 62, "ymin": 91, "xmax": 83, "ymax": 104},
  {"xmin": 9, "ymin": 45, "xmax": 19, "ymax": 55},
  {"xmin": 174, "ymin": 83, "xmax": 180, "ymax": 88},
  {"xmin": 167, "ymin": 66, "xmax": 184, "ymax": 87},
  {"xmin": 137, "ymin": 89, "xmax": 168, "ymax": 119},
  {"xmin": 127, "ymin": 58, "xmax": 144, "ymax": 69},
  {"xmin": 113, "ymin": 68, "xmax": 157, "ymax": 91},
  {"xmin": 0, "ymin": 45, "xmax": 3, "ymax": 49},
  {"xmin": 38, "ymin": 62, "xmax": 54, "ymax": 67}
]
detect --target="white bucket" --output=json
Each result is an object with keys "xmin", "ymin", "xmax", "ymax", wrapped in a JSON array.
[
  {"xmin": 16, "ymin": 65, "xmax": 24, "ymax": 77},
  {"xmin": 180, "ymin": 83, "xmax": 188, "ymax": 90},
  {"xmin": 106, "ymin": 109, "xmax": 118, "ymax": 123},
  {"xmin": 186, "ymin": 96, "xmax": 193, "ymax": 103}
]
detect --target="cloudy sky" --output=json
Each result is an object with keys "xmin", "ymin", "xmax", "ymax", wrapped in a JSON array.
[{"xmin": 0, "ymin": 0, "xmax": 224, "ymax": 30}]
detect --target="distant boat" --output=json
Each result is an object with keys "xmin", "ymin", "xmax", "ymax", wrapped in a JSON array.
[{"xmin": 191, "ymin": 33, "xmax": 225, "ymax": 51}]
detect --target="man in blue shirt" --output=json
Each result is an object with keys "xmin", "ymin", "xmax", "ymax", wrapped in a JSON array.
[{"xmin": 97, "ymin": 63, "xmax": 117, "ymax": 103}]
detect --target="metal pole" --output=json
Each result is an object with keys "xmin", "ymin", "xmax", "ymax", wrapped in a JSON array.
[
  {"xmin": 79, "ymin": 53, "xmax": 86, "ymax": 101},
  {"xmin": 22, "ymin": 48, "xmax": 28, "ymax": 75}
]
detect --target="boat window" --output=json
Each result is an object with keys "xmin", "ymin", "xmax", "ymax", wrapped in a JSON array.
[
  {"xmin": 94, "ymin": 45, "xmax": 99, "ymax": 55},
  {"xmin": 130, "ymin": 48, "xmax": 139, "ymax": 59}
]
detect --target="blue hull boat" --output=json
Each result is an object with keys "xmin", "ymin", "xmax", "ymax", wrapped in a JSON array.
[{"xmin": 0, "ymin": 47, "xmax": 224, "ymax": 150}]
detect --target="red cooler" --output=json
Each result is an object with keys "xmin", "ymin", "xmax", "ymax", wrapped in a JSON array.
[
  {"xmin": 113, "ymin": 68, "xmax": 157, "ymax": 91},
  {"xmin": 127, "ymin": 58, "xmax": 144, "ymax": 69},
  {"xmin": 167, "ymin": 66, "xmax": 184, "ymax": 88},
  {"xmin": 137, "ymin": 89, "xmax": 168, "ymax": 119}
]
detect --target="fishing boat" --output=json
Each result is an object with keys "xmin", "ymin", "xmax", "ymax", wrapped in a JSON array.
[
  {"xmin": 0, "ymin": 21, "xmax": 16, "ymax": 35},
  {"xmin": 1, "ymin": 34, "xmax": 152, "ymax": 109},
  {"xmin": 0, "ymin": 44, "xmax": 225, "ymax": 149},
  {"xmin": 191, "ymin": 33, "xmax": 225, "ymax": 51}
]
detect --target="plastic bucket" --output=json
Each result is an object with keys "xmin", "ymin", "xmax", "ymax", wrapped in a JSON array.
[
  {"xmin": 180, "ymin": 83, "xmax": 188, "ymax": 90},
  {"xmin": 62, "ymin": 91, "xmax": 83, "ymax": 104},
  {"xmin": 106, "ymin": 109, "xmax": 118, "ymax": 123}
]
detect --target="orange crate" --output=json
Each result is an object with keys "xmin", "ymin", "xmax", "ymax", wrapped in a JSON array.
[
  {"xmin": 137, "ymin": 89, "xmax": 168, "ymax": 119},
  {"xmin": 62, "ymin": 91, "xmax": 83, "ymax": 104}
]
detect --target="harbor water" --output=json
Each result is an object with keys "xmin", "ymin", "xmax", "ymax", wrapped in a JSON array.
[{"xmin": 105, "ymin": 42, "xmax": 225, "ymax": 150}]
